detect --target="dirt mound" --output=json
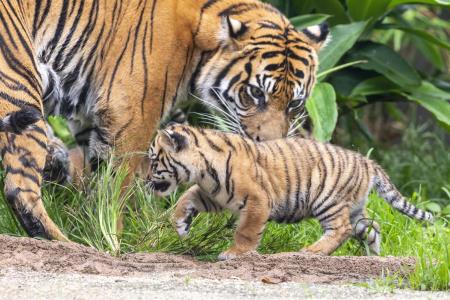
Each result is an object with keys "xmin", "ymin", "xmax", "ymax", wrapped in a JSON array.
[{"xmin": 0, "ymin": 235, "xmax": 415, "ymax": 283}]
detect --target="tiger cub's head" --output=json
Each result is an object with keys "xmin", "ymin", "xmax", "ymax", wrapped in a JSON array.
[
  {"xmin": 147, "ymin": 125, "xmax": 192, "ymax": 196},
  {"xmin": 194, "ymin": 2, "xmax": 329, "ymax": 141}
]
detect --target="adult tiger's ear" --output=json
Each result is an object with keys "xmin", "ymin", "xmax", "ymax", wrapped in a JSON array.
[
  {"xmin": 225, "ymin": 16, "xmax": 247, "ymax": 39},
  {"xmin": 194, "ymin": 13, "xmax": 247, "ymax": 50},
  {"xmin": 219, "ymin": 16, "xmax": 247, "ymax": 46},
  {"xmin": 158, "ymin": 130, "xmax": 187, "ymax": 152},
  {"xmin": 300, "ymin": 23, "xmax": 330, "ymax": 51}
]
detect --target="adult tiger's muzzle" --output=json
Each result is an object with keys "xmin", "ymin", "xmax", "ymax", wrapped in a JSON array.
[{"xmin": 241, "ymin": 109, "xmax": 289, "ymax": 141}]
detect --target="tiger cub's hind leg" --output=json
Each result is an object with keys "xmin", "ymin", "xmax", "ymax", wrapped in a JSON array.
[
  {"xmin": 351, "ymin": 210, "xmax": 381, "ymax": 255},
  {"xmin": 1, "ymin": 121, "xmax": 68, "ymax": 241},
  {"xmin": 302, "ymin": 204, "xmax": 353, "ymax": 255},
  {"xmin": 173, "ymin": 185, "xmax": 223, "ymax": 238}
]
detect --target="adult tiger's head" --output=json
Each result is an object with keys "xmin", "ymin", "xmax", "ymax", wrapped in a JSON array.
[{"xmin": 193, "ymin": 1, "xmax": 329, "ymax": 141}]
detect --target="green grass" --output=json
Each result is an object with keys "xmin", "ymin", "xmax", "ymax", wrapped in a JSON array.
[{"xmin": 0, "ymin": 125, "xmax": 448, "ymax": 291}]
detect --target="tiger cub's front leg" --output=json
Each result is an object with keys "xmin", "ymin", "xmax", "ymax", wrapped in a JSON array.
[
  {"xmin": 43, "ymin": 125, "xmax": 89, "ymax": 186},
  {"xmin": 173, "ymin": 185, "xmax": 223, "ymax": 238},
  {"xmin": 218, "ymin": 195, "xmax": 270, "ymax": 261},
  {"xmin": 43, "ymin": 127, "xmax": 71, "ymax": 184}
]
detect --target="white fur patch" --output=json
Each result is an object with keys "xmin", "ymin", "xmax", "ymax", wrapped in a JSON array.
[{"xmin": 307, "ymin": 25, "xmax": 321, "ymax": 36}]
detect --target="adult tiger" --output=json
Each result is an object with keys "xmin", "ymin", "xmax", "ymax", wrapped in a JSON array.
[{"xmin": 0, "ymin": 0, "xmax": 329, "ymax": 241}]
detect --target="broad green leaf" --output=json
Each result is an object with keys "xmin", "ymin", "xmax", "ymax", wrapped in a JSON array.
[
  {"xmin": 313, "ymin": 0, "xmax": 350, "ymax": 25},
  {"xmin": 389, "ymin": 0, "xmax": 450, "ymax": 9},
  {"xmin": 349, "ymin": 42, "xmax": 421, "ymax": 87},
  {"xmin": 317, "ymin": 60, "xmax": 367, "ymax": 80},
  {"xmin": 403, "ymin": 81, "xmax": 450, "ymax": 129},
  {"xmin": 406, "ymin": 81, "xmax": 450, "ymax": 131},
  {"xmin": 319, "ymin": 21, "xmax": 367, "ymax": 73},
  {"xmin": 425, "ymin": 202, "xmax": 442, "ymax": 214},
  {"xmin": 406, "ymin": 81, "xmax": 450, "ymax": 101},
  {"xmin": 442, "ymin": 204, "xmax": 450, "ymax": 215},
  {"xmin": 48, "ymin": 116, "xmax": 76, "ymax": 146},
  {"xmin": 328, "ymin": 68, "xmax": 371, "ymax": 98},
  {"xmin": 290, "ymin": 14, "xmax": 330, "ymax": 30},
  {"xmin": 347, "ymin": 0, "xmax": 391, "ymax": 22},
  {"xmin": 306, "ymin": 83, "xmax": 338, "ymax": 142},
  {"xmin": 378, "ymin": 25, "xmax": 450, "ymax": 51},
  {"xmin": 411, "ymin": 36, "xmax": 445, "ymax": 71},
  {"xmin": 350, "ymin": 77, "xmax": 400, "ymax": 97},
  {"xmin": 291, "ymin": 0, "xmax": 315, "ymax": 16}
]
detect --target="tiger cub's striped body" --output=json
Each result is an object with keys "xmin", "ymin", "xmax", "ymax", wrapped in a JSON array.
[
  {"xmin": 0, "ymin": 0, "xmax": 329, "ymax": 240},
  {"xmin": 148, "ymin": 124, "xmax": 432, "ymax": 260}
]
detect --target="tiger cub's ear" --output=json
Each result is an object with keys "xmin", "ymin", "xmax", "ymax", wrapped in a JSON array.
[
  {"xmin": 301, "ymin": 23, "xmax": 330, "ymax": 51},
  {"xmin": 158, "ymin": 130, "xmax": 187, "ymax": 152}
]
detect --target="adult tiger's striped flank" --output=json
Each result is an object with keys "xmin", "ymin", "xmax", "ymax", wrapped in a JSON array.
[
  {"xmin": 0, "ymin": 0, "xmax": 329, "ymax": 240},
  {"xmin": 147, "ymin": 124, "xmax": 433, "ymax": 260}
]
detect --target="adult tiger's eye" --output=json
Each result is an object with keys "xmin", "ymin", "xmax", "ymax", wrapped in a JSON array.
[
  {"xmin": 250, "ymin": 86, "xmax": 265, "ymax": 100},
  {"xmin": 288, "ymin": 99, "xmax": 302, "ymax": 109}
]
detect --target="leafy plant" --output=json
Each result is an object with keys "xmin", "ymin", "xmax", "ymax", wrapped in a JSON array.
[{"xmin": 265, "ymin": 0, "xmax": 450, "ymax": 141}]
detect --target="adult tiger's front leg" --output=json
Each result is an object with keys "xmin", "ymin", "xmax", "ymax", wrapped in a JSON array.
[
  {"xmin": 0, "ymin": 5, "xmax": 68, "ymax": 240},
  {"xmin": 0, "ymin": 120, "xmax": 68, "ymax": 241}
]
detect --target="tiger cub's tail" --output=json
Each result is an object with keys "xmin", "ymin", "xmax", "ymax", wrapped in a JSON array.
[
  {"xmin": 373, "ymin": 167, "xmax": 433, "ymax": 222},
  {"xmin": 0, "ymin": 107, "xmax": 41, "ymax": 133}
]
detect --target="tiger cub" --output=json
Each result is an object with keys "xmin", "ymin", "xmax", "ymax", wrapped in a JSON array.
[{"xmin": 147, "ymin": 124, "xmax": 433, "ymax": 260}]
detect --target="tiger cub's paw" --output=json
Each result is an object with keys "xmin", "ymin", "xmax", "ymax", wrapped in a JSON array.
[
  {"xmin": 299, "ymin": 246, "xmax": 326, "ymax": 256},
  {"xmin": 173, "ymin": 204, "xmax": 198, "ymax": 238},
  {"xmin": 44, "ymin": 137, "xmax": 71, "ymax": 184},
  {"xmin": 218, "ymin": 249, "xmax": 258, "ymax": 261},
  {"xmin": 175, "ymin": 218, "xmax": 191, "ymax": 238}
]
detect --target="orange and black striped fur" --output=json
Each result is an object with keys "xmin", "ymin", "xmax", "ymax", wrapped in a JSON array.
[
  {"xmin": 148, "ymin": 124, "xmax": 433, "ymax": 260},
  {"xmin": 0, "ymin": 0, "xmax": 329, "ymax": 240}
]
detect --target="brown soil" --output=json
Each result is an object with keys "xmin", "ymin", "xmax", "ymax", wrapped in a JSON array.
[{"xmin": 0, "ymin": 235, "xmax": 415, "ymax": 284}]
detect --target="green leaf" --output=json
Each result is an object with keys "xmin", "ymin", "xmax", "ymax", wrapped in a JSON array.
[
  {"xmin": 347, "ymin": 0, "xmax": 391, "ymax": 22},
  {"xmin": 290, "ymin": 14, "xmax": 330, "ymax": 30},
  {"xmin": 48, "ymin": 116, "xmax": 75, "ymax": 145},
  {"xmin": 306, "ymin": 83, "xmax": 338, "ymax": 142},
  {"xmin": 317, "ymin": 60, "xmax": 368, "ymax": 80},
  {"xmin": 406, "ymin": 81, "xmax": 450, "ymax": 101},
  {"xmin": 319, "ymin": 21, "xmax": 367, "ymax": 73},
  {"xmin": 348, "ymin": 42, "xmax": 421, "ymax": 87},
  {"xmin": 442, "ymin": 204, "xmax": 450, "ymax": 216},
  {"xmin": 403, "ymin": 81, "xmax": 450, "ymax": 128},
  {"xmin": 350, "ymin": 77, "xmax": 400, "ymax": 97},
  {"xmin": 313, "ymin": 0, "xmax": 350, "ymax": 25},
  {"xmin": 378, "ymin": 25, "xmax": 450, "ymax": 51},
  {"xmin": 291, "ymin": 0, "xmax": 315, "ymax": 16},
  {"xmin": 388, "ymin": 0, "xmax": 450, "ymax": 9},
  {"xmin": 411, "ymin": 36, "xmax": 445, "ymax": 71},
  {"xmin": 425, "ymin": 202, "xmax": 441, "ymax": 214}
]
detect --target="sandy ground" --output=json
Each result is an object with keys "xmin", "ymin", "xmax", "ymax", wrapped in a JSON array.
[{"xmin": 0, "ymin": 235, "xmax": 448, "ymax": 299}]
